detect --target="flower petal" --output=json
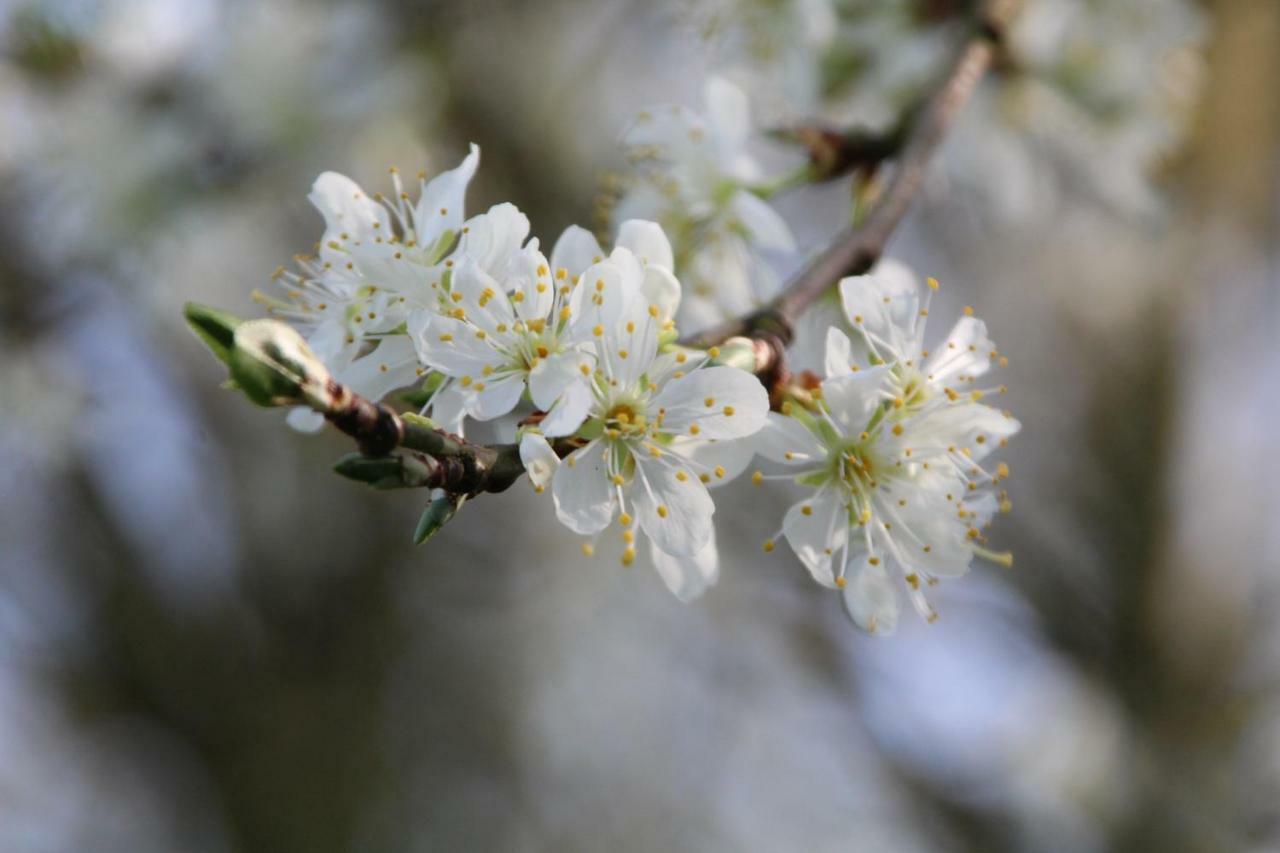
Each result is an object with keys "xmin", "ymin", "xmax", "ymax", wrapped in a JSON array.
[
  {"xmin": 782, "ymin": 488, "xmax": 848, "ymax": 588},
  {"xmin": 460, "ymin": 202, "xmax": 530, "ymax": 275},
  {"xmin": 705, "ymin": 75, "xmax": 751, "ymax": 166},
  {"xmin": 923, "ymin": 316, "xmax": 995, "ymax": 386},
  {"xmin": 428, "ymin": 384, "xmax": 468, "ymax": 434},
  {"xmin": 755, "ymin": 412, "xmax": 825, "ymax": 464},
  {"xmin": 337, "ymin": 335, "xmax": 420, "ymax": 402},
  {"xmin": 469, "ymin": 372, "xmax": 525, "ymax": 420},
  {"xmin": 616, "ymin": 219, "xmax": 674, "ymax": 270},
  {"xmin": 519, "ymin": 432, "xmax": 559, "ymax": 492},
  {"xmin": 552, "ymin": 440, "xmax": 616, "ymax": 535},
  {"xmin": 567, "ymin": 259, "xmax": 629, "ymax": 342},
  {"xmin": 650, "ymin": 537, "xmax": 719, "ymax": 603},
  {"xmin": 505, "ymin": 242, "xmax": 555, "ymax": 322},
  {"xmin": 413, "ymin": 143, "xmax": 480, "ymax": 256},
  {"xmin": 539, "ymin": 377, "xmax": 594, "ymax": 438},
  {"xmin": 730, "ymin": 190, "xmax": 795, "ymax": 253},
  {"xmin": 839, "ymin": 259, "xmax": 923, "ymax": 362},
  {"xmin": 550, "ymin": 225, "xmax": 604, "ymax": 278},
  {"xmin": 308, "ymin": 172, "xmax": 389, "ymax": 252},
  {"xmin": 411, "ymin": 313, "xmax": 498, "ymax": 378},
  {"xmin": 449, "ymin": 256, "xmax": 515, "ymax": 332},
  {"xmin": 286, "ymin": 407, "xmax": 325, "ymax": 433},
  {"xmin": 842, "ymin": 561, "xmax": 900, "ymax": 635},
  {"xmin": 651, "ymin": 366, "xmax": 769, "ymax": 439},
  {"xmin": 824, "ymin": 326, "xmax": 855, "ymax": 378},
  {"xmin": 675, "ymin": 437, "xmax": 755, "ymax": 486},
  {"xmin": 640, "ymin": 265, "xmax": 681, "ymax": 326},
  {"xmin": 632, "ymin": 456, "xmax": 715, "ymax": 556},
  {"xmin": 528, "ymin": 350, "xmax": 591, "ymax": 411},
  {"xmin": 820, "ymin": 365, "xmax": 892, "ymax": 434}
]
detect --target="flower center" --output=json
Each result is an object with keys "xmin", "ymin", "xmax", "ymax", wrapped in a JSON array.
[
  {"xmin": 605, "ymin": 402, "xmax": 647, "ymax": 434},
  {"xmin": 892, "ymin": 365, "xmax": 932, "ymax": 413},
  {"xmin": 824, "ymin": 435, "xmax": 889, "ymax": 503}
]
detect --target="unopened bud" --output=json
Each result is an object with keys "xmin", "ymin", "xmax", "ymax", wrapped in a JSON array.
[{"xmin": 230, "ymin": 319, "xmax": 335, "ymax": 410}]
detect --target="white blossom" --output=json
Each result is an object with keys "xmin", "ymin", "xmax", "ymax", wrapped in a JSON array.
[
  {"xmin": 617, "ymin": 75, "xmax": 796, "ymax": 333},
  {"xmin": 410, "ymin": 215, "xmax": 683, "ymax": 436},
  {"xmin": 756, "ymin": 261, "xmax": 1019, "ymax": 633},
  {"xmin": 261, "ymin": 146, "xmax": 482, "ymax": 430},
  {"xmin": 521, "ymin": 297, "xmax": 770, "ymax": 602}
]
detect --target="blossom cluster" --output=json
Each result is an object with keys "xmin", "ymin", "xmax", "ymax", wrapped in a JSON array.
[
  {"xmin": 754, "ymin": 262, "xmax": 1019, "ymax": 633},
  {"xmin": 672, "ymin": 0, "xmax": 1206, "ymax": 220},
  {"xmin": 257, "ymin": 145, "xmax": 1017, "ymax": 632},
  {"xmin": 261, "ymin": 147, "xmax": 772, "ymax": 602}
]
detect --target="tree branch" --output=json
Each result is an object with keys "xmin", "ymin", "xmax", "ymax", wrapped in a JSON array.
[
  {"xmin": 197, "ymin": 1, "xmax": 1017, "ymax": 503},
  {"xmin": 681, "ymin": 0, "xmax": 1019, "ymax": 361},
  {"xmin": 322, "ymin": 385, "xmax": 543, "ymax": 496}
]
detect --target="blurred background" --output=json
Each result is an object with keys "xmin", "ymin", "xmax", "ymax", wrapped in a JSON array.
[{"xmin": 1, "ymin": 0, "xmax": 1277, "ymax": 851}]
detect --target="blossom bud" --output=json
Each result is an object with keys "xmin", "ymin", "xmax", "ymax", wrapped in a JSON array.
[{"xmin": 229, "ymin": 319, "xmax": 336, "ymax": 410}]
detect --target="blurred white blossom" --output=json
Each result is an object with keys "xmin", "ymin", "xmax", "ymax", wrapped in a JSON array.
[{"xmin": 616, "ymin": 76, "xmax": 798, "ymax": 332}]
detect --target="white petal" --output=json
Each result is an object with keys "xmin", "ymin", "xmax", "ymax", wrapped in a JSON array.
[
  {"xmin": 552, "ymin": 440, "xmax": 616, "ymax": 535},
  {"xmin": 413, "ymin": 143, "xmax": 480, "ymax": 257},
  {"xmin": 307, "ymin": 319, "xmax": 355, "ymax": 366},
  {"xmin": 923, "ymin": 316, "xmax": 995, "ymax": 386},
  {"xmin": 730, "ymin": 190, "xmax": 795, "ymax": 253},
  {"xmin": 651, "ymin": 366, "xmax": 769, "ymax": 439},
  {"xmin": 904, "ymin": 402, "xmax": 1020, "ymax": 463},
  {"xmin": 824, "ymin": 326, "xmax": 855, "ymax": 378},
  {"xmin": 676, "ymin": 437, "xmax": 755, "ymax": 486},
  {"xmin": 616, "ymin": 220, "xmax": 674, "ymax": 270},
  {"xmin": 650, "ymin": 537, "xmax": 719, "ymax": 603},
  {"xmin": 460, "ymin": 202, "xmax": 530, "ymax": 275},
  {"xmin": 539, "ymin": 378, "xmax": 594, "ymax": 438},
  {"xmin": 337, "ymin": 336, "xmax": 420, "ymax": 402},
  {"xmin": 428, "ymin": 384, "xmax": 468, "ymax": 434},
  {"xmin": 549, "ymin": 224, "xmax": 604, "ymax": 278},
  {"xmin": 601, "ymin": 302, "xmax": 659, "ymax": 388},
  {"xmin": 505, "ymin": 242, "xmax": 555, "ymax": 322},
  {"xmin": 567, "ymin": 259, "xmax": 629, "ymax": 341},
  {"xmin": 755, "ymin": 412, "xmax": 825, "ymax": 464},
  {"xmin": 469, "ymin": 373, "xmax": 525, "ymax": 420},
  {"xmin": 783, "ymin": 488, "xmax": 848, "ymax": 588},
  {"xmin": 519, "ymin": 432, "xmax": 559, "ymax": 491},
  {"xmin": 287, "ymin": 407, "xmax": 325, "ymax": 433},
  {"xmin": 842, "ymin": 561, "xmax": 900, "ymax": 636},
  {"xmin": 640, "ymin": 265, "xmax": 682, "ymax": 326},
  {"xmin": 449, "ymin": 257, "xmax": 515, "ymax": 332},
  {"xmin": 632, "ymin": 456, "xmax": 715, "ymax": 557},
  {"xmin": 705, "ymin": 75, "xmax": 751, "ymax": 163},
  {"xmin": 838, "ymin": 259, "xmax": 923, "ymax": 362},
  {"xmin": 820, "ymin": 365, "xmax": 892, "ymax": 433},
  {"xmin": 528, "ymin": 350, "xmax": 590, "ymax": 411},
  {"xmin": 411, "ymin": 314, "xmax": 498, "ymax": 378},
  {"xmin": 308, "ymin": 172, "xmax": 389, "ymax": 250}
]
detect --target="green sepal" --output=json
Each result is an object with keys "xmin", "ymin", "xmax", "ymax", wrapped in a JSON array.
[
  {"xmin": 183, "ymin": 302, "xmax": 243, "ymax": 366},
  {"xmin": 401, "ymin": 411, "xmax": 440, "ymax": 431},
  {"xmin": 400, "ymin": 373, "xmax": 445, "ymax": 408},
  {"xmin": 228, "ymin": 345, "xmax": 295, "ymax": 407},
  {"xmin": 427, "ymin": 229, "xmax": 457, "ymax": 266},
  {"xmin": 333, "ymin": 453, "xmax": 435, "ymax": 490},
  {"xmin": 413, "ymin": 493, "xmax": 464, "ymax": 545},
  {"xmin": 227, "ymin": 319, "xmax": 332, "ymax": 409},
  {"xmin": 333, "ymin": 453, "xmax": 404, "ymax": 488}
]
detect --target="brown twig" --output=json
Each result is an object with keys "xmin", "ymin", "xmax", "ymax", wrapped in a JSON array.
[
  {"xmin": 324, "ymin": 384, "xmax": 535, "ymax": 496},
  {"xmin": 681, "ymin": 0, "xmax": 1018, "ymax": 362}
]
